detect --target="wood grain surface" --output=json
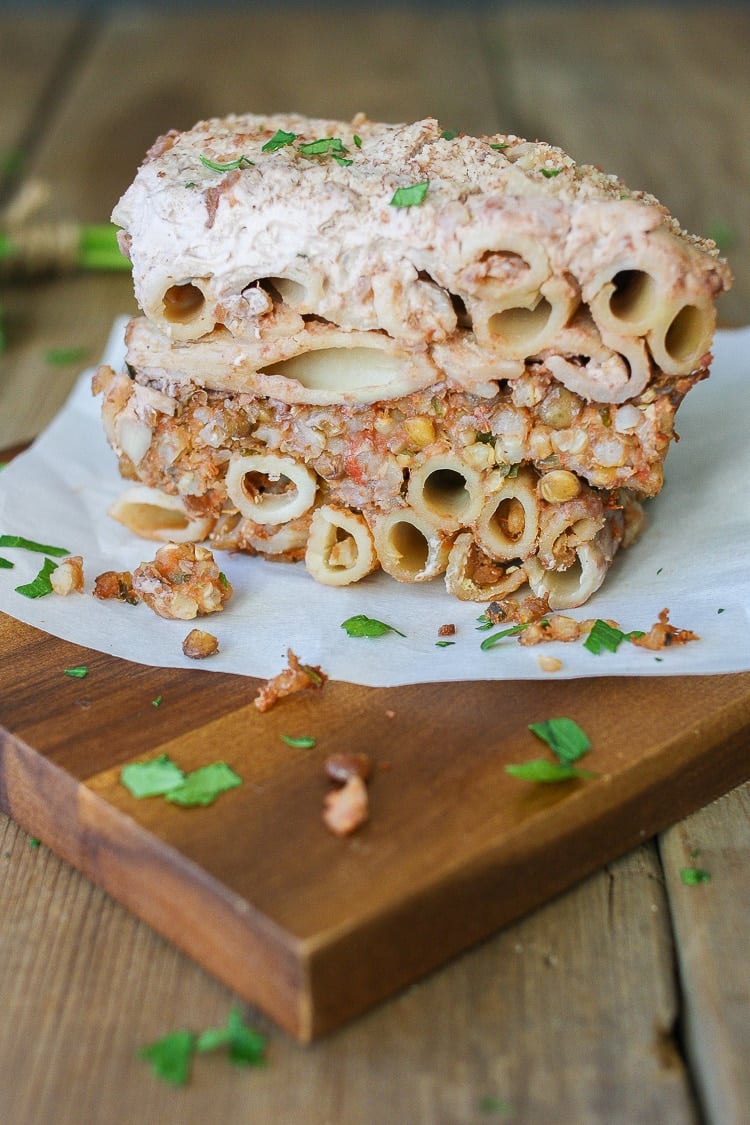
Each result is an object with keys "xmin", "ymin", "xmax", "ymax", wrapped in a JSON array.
[{"xmin": 1, "ymin": 4, "xmax": 749, "ymax": 1121}]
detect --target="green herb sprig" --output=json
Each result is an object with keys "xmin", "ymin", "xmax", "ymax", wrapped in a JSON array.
[
  {"xmin": 341, "ymin": 614, "xmax": 406, "ymax": 638},
  {"xmin": 390, "ymin": 181, "xmax": 430, "ymax": 208}
]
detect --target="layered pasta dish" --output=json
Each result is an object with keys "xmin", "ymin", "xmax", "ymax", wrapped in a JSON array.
[{"xmin": 95, "ymin": 112, "xmax": 732, "ymax": 608}]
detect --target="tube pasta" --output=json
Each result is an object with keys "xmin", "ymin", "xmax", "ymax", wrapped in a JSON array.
[
  {"xmin": 108, "ymin": 485, "xmax": 214, "ymax": 543},
  {"xmin": 305, "ymin": 505, "xmax": 378, "ymax": 586},
  {"xmin": 367, "ymin": 507, "xmax": 452, "ymax": 582},
  {"xmin": 474, "ymin": 467, "xmax": 540, "ymax": 561},
  {"xmin": 406, "ymin": 450, "xmax": 485, "ymax": 531},
  {"xmin": 445, "ymin": 532, "xmax": 527, "ymax": 602},
  {"xmin": 225, "ymin": 453, "xmax": 317, "ymax": 525},
  {"xmin": 472, "ymin": 277, "xmax": 578, "ymax": 357},
  {"xmin": 525, "ymin": 520, "xmax": 619, "ymax": 609},
  {"xmin": 536, "ymin": 493, "xmax": 605, "ymax": 571}
]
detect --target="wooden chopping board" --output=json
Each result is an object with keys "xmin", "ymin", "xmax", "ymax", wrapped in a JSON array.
[{"xmin": 2, "ymin": 603, "xmax": 750, "ymax": 1042}]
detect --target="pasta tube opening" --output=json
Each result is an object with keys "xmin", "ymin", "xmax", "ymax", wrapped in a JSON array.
[
  {"xmin": 664, "ymin": 304, "xmax": 712, "ymax": 364},
  {"xmin": 474, "ymin": 468, "xmax": 539, "ymax": 561},
  {"xmin": 369, "ymin": 508, "xmax": 451, "ymax": 582},
  {"xmin": 607, "ymin": 270, "xmax": 658, "ymax": 325},
  {"xmin": 488, "ymin": 298, "xmax": 553, "ymax": 349},
  {"xmin": 225, "ymin": 453, "xmax": 317, "ymax": 525},
  {"xmin": 407, "ymin": 452, "xmax": 484, "ymax": 530},
  {"xmin": 525, "ymin": 541, "xmax": 609, "ymax": 610},
  {"xmin": 445, "ymin": 532, "xmax": 528, "ymax": 602},
  {"xmin": 305, "ymin": 505, "xmax": 378, "ymax": 586},
  {"xmin": 108, "ymin": 486, "xmax": 214, "ymax": 543},
  {"xmin": 163, "ymin": 282, "xmax": 207, "ymax": 324}
]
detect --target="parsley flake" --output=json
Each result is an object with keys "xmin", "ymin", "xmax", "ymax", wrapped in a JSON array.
[
  {"xmin": 353, "ymin": 134, "xmax": 362, "ymax": 148},
  {"xmin": 390, "ymin": 181, "xmax": 430, "ymax": 208},
  {"xmin": 528, "ymin": 717, "xmax": 590, "ymax": 765},
  {"xmin": 0, "ymin": 534, "xmax": 70, "ymax": 556},
  {"xmin": 341, "ymin": 614, "xmax": 406, "ymax": 638},
  {"xmin": 541, "ymin": 167, "xmax": 562, "ymax": 178},
  {"xmin": 0, "ymin": 557, "xmax": 13, "ymax": 569},
  {"xmin": 441, "ymin": 128, "xmax": 460, "ymax": 140},
  {"xmin": 121, "ymin": 754, "xmax": 186, "ymax": 798},
  {"xmin": 435, "ymin": 640, "xmax": 456, "ymax": 648},
  {"xmin": 28, "ymin": 837, "xmax": 41, "ymax": 848},
  {"xmin": 583, "ymin": 619, "xmax": 644, "ymax": 654},
  {"xmin": 15, "ymin": 557, "xmax": 57, "ymax": 598},
  {"xmin": 489, "ymin": 142, "xmax": 508, "ymax": 150},
  {"xmin": 261, "ymin": 128, "xmax": 297, "ymax": 152},
  {"xmin": 195, "ymin": 1006, "xmax": 267, "ymax": 1067},
  {"xmin": 165, "ymin": 762, "xmax": 242, "ymax": 807},
  {"xmin": 480, "ymin": 622, "xmax": 532, "ymax": 650},
  {"xmin": 199, "ymin": 154, "xmax": 254, "ymax": 172},
  {"xmin": 280, "ymin": 734, "xmax": 316, "ymax": 749},
  {"xmin": 298, "ymin": 136, "xmax": 347, "ymax": 156},
  {"xmin": 138, "ymin": 1029, "xmax": 195, "ymax": 1086},
  {"xmin": 680, "ymin": 867, "xmax": 711, "ymax": 886},
  {"xmin": 63, "ymin": 665, "xmax": 88, "ymax": 679},
  {"xmin": 152, "ymin": 695, "xmax": 163, "ymax": 707},
  {"xmin": 505, "ymin": 759, "xmax": 595, "ymax": 783},
  {"xmin": 333, "ymin": 154, "xmax": 354, "ymax": 166}
]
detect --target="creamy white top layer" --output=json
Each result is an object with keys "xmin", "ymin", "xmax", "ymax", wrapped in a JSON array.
[{"xmin": 112, "ymin": 112, "xmax": 730, "ymax": 361}]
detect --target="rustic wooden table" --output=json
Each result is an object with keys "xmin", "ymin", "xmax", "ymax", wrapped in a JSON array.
[{"xmin": 1, "ymin": 5, "xmax": 748, "ymax": 1122}]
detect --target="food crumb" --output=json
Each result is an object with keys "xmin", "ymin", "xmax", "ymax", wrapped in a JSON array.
[
  {"xmin": 93, "ymin": 569, "xmax": 139, "ymax": 604},
  {"xmin": 254, "ymin": 649, "xmax": 327, "ymax": 712},
  {"xmin": 182, "ymin": 628, "xmax": 219, "ymax": 659},
  {"xmin": 323, "ymin": 775, "xmax": 369, "ymax": 837},
  {"xmin": 438, "ymin": 623, "xmax": 456, "ymax": 636},
  {"xmin": 132, "ymin": 541, "xmax": 232, "ymax": 620},
  {"xmin": 50, "ymin": 555, "xmax": 84, "ymax": 595},
  {"xmin": 537, "ymin": 654, "xmax": 563, "ymax": 673},
  {"xmin": 385, "ymin": 709, "xmax": 395, "ymax": 719}
]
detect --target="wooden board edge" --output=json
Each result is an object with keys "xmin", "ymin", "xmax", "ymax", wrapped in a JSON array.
[
  {"xmin": 0, "ymin": 726, "xmax": 316, "ymax": 1043},
  {"xmin": 304, "ymin": 693, "xmax": 750, "ymax": 1037}
]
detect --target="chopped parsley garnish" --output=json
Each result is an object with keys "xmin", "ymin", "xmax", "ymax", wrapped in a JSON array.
[
  {"xmin": 152, "ymin": 695, "xmax": 163, "ymax": 708},
  {"xmin": 0, "ymin": 534, "xmax": 70, "ymax": 556},
  {"xmin": 333, "ymin": 155, "xmax": 354, "ymax": 166},
  {"xmin": 280, "ymin": 734, "xmax": 316, "ymax": 749},
  {"xmin": 0, "ymin": 557, "xmax": 13, "ymax": 569},
  {"xmin": 507, "ymin": 717, "xmax": 594, "ymax": 783},
  {"xmin": 480, "ymin": 622, "xmax": 533, "ymax": 650},
  {"xmin": 680, "ymin": 867, "xmax": 711, "ymax": 886},
  {"xmin": 584, "ymin": 619, "xmax": 644, "ymax": 654},
  {"xmin": 261, "ymin": 128, "xmax": 298, "ymax": 152},
  {"xmin": 218, "ymin": 571, "xmax": 229, "ymax": 588},
  {"xmin": 28, "ymin": 837, "xmax": 40, "ymax": 848},
  {"xmin": 435, "ymin": 640, "xmax": 456, "ymax": 648},
  {"xmin": 298, "ymin": 136, "xmax": 347, "ymax": 156},
  {"xmin": 199, "ymin": 154, "xmax": 254, "ymax": 172},
  {"xmin": 165, "ymin": 762, "xmax": 242, "ymax": 807},
  {"xmin": 341, "ymin": 613, "xmax": 406, "ymax": 638},
  {"xmin": 63, "ymin": 665, "xmax": 88, "ymax": 679},
  {"xmin": 441, "ymin": 128, "xmax": 460, "ymax": 140},
  {"xmin": 489, "ymin": 142, "xmax": 508, "ymax": 150},
  {"xmin": 44, "ymin": 346, "xmax": 89, "ymax": 366},
  {"xmin": 195, "ymin": 1006, "xmax": 267, "ymax": 1067},
  {"xmin": 390, "ymin": 181, "xmax": 430, "ymax": 208},
  {"xmin": 717, "ymin": 607, "xmax": 725, "ymax": 614},
  {"xmin": 15, "ymin": 557, "xmax": 57, "ymax": 598},
  {"xmin": 528, "ymin": 717, "xmax": 590, "ymax": 764},
  {"xmin": 505, "ymin": 759, "xmax": 594, "ymax": 783},
  {"xmin": 138, "ymin": 1029, "xmax": 195, "ymax": 1086},
  {"xmin": 541, "ymin": 167, "xmax": 562, "ymax": 178},
  {"xmin": 353, "ymin": 134, "xmax": 362, "ymax": 148},
  {"xmin": 121, "ymin": 753, "xmax": 185, "ymax": 798}
]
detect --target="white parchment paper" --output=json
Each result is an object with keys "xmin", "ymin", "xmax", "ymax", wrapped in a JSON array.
[{"xmin": 0, "ymin": 320, "xmax": 748, "ymax": 686}]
